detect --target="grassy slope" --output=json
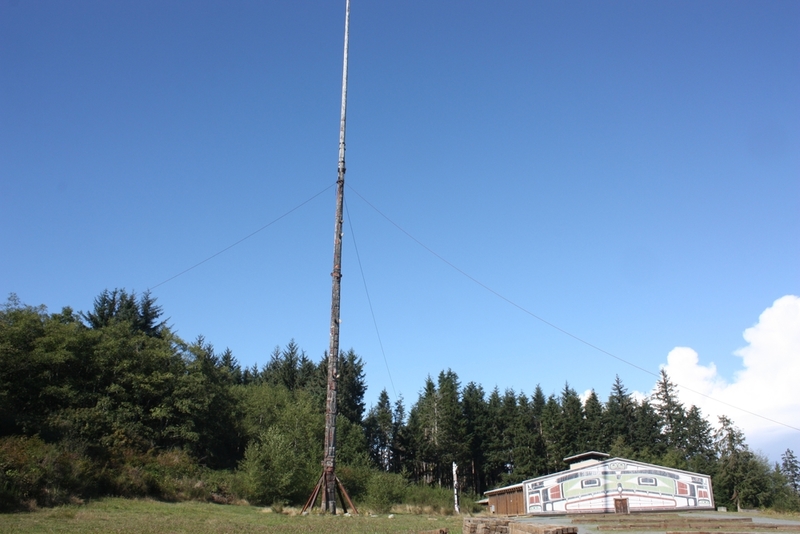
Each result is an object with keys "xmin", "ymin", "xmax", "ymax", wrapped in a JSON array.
[{"xmin": 0, "ymin": 498, "xmax": 464, "ymax": 533}]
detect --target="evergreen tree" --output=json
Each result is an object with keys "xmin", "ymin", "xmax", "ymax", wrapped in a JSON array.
[
  {"xmin": 782, "ymin": 449, "xmax": 800, "ymax": 494},
  {"xmin": 405, "ymin": 370, "xmax": 466, "ymax": 487},
  {"xmin": 554, "ymin": 383, "xmax": 585, "ymax": 463},
  {"xmin": 307, "ymin": 349, "xmax": 367, "ymax": 421},
  {"xmin": 652, "ymin": 369, "xmax": 687, "ymax": 451},
  {"xmin": 179, "ymin": 337, "xmax": 243, "ymax": 467},
  {"xmin": 364, "ymin": 389, "xmax": 394, "ymax": 470},
  {"xmin": 528, "ymin": 385, "xmax": 549, "ymax": 476},
  {"xmin": 603, "ymin": 375, "xmax": 636, "ymax": 449},
  {"xmin": 633, "ymin": 399, "xmax": 664, "ymax": 462},
  {"xmin": 406, "ymin": 376, "xmax": 438, "ymax": 484},
  {"xmin": 482, "ymin": 387, "xmax": 508, "ymax": 487},
  {"xmin": 435, "ymin": 369, "xmax": 467, "ymax": 487},
  {"xmin": 684, "ymin": 405, "xmax": 716, "ymax": 474},
  {"xmin": 540, "ymin": 393, "xmax": 562, "ymax": 473},
  {"xmin": 337, "ymin": 349, "xmax": 367, "ymax": 425},
  {"xmin": 531, "ymin": 385, "xmax": 546, "ymax": 421},
  {"xmin": 508, "ymin": 392, "xmax": 540, "ymax": 483},
  {"xmin": 334, "ymin": 414, "xmax": 370, "ymax": 467},
  {"xmin": 391, "ymin": 395, "xmax": 409, "ymax": 474},
  {"xmin": 461, "ymin": 381, "xmax": 488, "ymax": 494},
  {"xmin": 81, "ymin": 289, "xmax": 166, "ymax": 337},
  {"xmin": 492, "ymin": 388, "xmax": 523, "ymax": 486},
  {"xmin": 713, "ymin": 415, "xmax": 775, "ymax": 510},
  {"xmin": 583, "ymin": 390, "xmax": 605, "ymax": 452},
  {"xmin": 261, "ymin": 347, "xmax": 281, "ymax": 385},
  {"xmin": 715, "ymin": 415, "xmax": 746, "ymax": 458},
  {"xmin": 262, "ymin": 340, "xmax": 314, "ymax": 391},
  {"xmin": 498, "ymin": 389, "xmax": 520, "ymax": 476},
  {"xmin": 219, "ymin": 347, "xmax": 242, "ymax": 384},
  {"xmin": 243, "ymin": 362, "xmax": 260, "ymax": 385},
  {"xmin": 137, "ymin": 291, "xmax": 167, "ymax": 337}
]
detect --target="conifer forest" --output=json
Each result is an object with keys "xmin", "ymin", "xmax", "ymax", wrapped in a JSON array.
[{"xmin": 1, "ymin": 291, "xmax": 798, "ymax": 512}]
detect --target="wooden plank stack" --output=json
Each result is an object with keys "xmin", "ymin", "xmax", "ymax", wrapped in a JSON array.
[{"xmin": 463, "ymin": 518, "xmax": 578, "ymax": 534}]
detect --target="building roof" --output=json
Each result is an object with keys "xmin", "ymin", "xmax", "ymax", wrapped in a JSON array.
[
  {"xmin": 563, "ymin": 451, "xmax": 609, "ymax": 464},
  {"xmin": 484, "ymin": 483, "xmax": 524, "ymax": 496}
]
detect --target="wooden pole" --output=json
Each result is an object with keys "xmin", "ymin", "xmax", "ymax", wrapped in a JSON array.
[
  {"xmin": 453, "ymin": 462, "xmax": 460, "ymax": 514},
  {"xmin": 320, "ymin": 0, "xmax": 350, "ymax": 515}
]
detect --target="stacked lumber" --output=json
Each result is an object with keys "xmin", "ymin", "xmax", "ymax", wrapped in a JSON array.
[
  {"xmin": 463, "ymin": 517, "xmax": 512, "ymax": 534},
  {"xmin": 463, "ymin": 517, "xmax": 578, "ymax": 534},
  {"xmin": 509, "ymin": 523, "xmax": 578, "ymax": 534}
]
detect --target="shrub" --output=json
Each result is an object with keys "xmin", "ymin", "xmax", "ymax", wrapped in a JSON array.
[
  {"xmin": 459, "ymin": 492, "xmax": 482, "ymax": 514},
  {"xmin": 0, "ymin": 436, "xmax": 92, "ymax": 510},
  {"xmin": 93, "ymin": 447, "xmax": 237, "ymax": 502},
  {"xmin": 336, "ymin": 464, "xmax": 372, "ymax": 502},
  {"xmin": 236, "ymin": 428, "xmax": 313, "ymax": 505},
  {"xmin": 199, "ymin": 468, "xmax": 239, "ymax": 504},
  {"xmin": 404, "ymin": 483, "xmax": 459, "ymax": 514},
  {"xmin": 140, "ymin": 449, "xmax": 200, "ymax": 501},
  {"xmin": 772, "ymin": 491, "xmax": 800, "ymax": 513},
  {"xmin": 364, "ymin": 471, "xmax": 407, "ymax": 513}
]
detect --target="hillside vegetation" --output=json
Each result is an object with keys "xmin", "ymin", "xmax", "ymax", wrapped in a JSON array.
[{"xmin": 1, "ymin": 291, "xmax": 798, "ymax": 513}]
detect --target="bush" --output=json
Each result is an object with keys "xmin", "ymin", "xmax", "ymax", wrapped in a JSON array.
[
  {"xmin": 0, "ymin": 436, "xmax": 242, "ymax": 509},
  {"xmin": 772, "ymin": 491, "xmax": 800, "ymax": 513},
  {"xmin": 93, "ymin": 447, "xmax": 197, "ymax": 499},
  {"xmin": 336, "ymin": 464, "xmax": 372, "ymax": 502},
  {"xmin": 140, "ymin": 449, "xmax": 202, "ymax": 501},
  {"xmin": 458, "ymin": 492, "xmax": 482, "ymax": 514},
  {"xmin": 91, "ymin": 447, "xmax": 242, "ymax": 503},
  {"xmin": 404, "ymin": 483, "xmax": 459, "ymax": 514},
  {"xmin": 365, "ymin": 471, "xmax": 407, "ymax": 513},
  {"xmin": 236, "ymin": 428, "xmax": 315, "ymax": 505},
  {"xmin": 199, "ymin": 468, "xmax": 239, "ymax": 504},
  {"xmin": 0, "ymin": 436, "xmax": 92, "ymax": 510}
]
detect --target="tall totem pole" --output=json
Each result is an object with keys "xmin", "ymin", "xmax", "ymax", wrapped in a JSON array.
[{"xmin": 303, "ymin": 0, "xmax": 353, "ymax": 516}]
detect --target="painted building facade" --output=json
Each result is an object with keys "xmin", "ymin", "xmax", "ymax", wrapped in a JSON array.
[{"xmin": 486, "ymin": 453, "xmax": 714, "ymax": 515}]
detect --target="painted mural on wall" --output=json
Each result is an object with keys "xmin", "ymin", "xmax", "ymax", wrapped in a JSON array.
[{"xmin": 524, "ymin": 458, "xmax": 714, "ymax": 514}]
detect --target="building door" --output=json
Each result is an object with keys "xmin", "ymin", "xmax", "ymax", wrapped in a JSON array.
[{"xmin": 614, "ymin": 498, "xmax": 629, "ymax": 514}]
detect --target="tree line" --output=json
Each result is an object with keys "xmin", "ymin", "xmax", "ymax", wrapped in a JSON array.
[{"xmin": 1, "ymin": 290, "xmax": 798, "ymax": 512}]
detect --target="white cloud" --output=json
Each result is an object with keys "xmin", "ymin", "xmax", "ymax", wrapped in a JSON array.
[{"xmin": 659, "ymin": 295, "xmax": 800, "ymax": 459}]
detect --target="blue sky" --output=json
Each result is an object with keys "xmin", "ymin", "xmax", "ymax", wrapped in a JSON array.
[{"xmin": 1, "ymin": 1, "xmax": 798, "ymax": 460}]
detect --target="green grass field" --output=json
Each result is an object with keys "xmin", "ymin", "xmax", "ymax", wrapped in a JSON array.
[{"xmin": 0, "ymin": 498, "xmax": 464, "ymax": 533}]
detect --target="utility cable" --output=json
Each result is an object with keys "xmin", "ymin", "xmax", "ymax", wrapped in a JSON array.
[
  {"xmin": 149, "ymin": 184, "xmax": 334, "ymax": 290},
  {"xmin": 344, "ymin": 198, "xmax": 398, "ymax": 401},
  {"xmin": 347, "ymin": 185, "xmax": 800, "ymax": 434}
]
